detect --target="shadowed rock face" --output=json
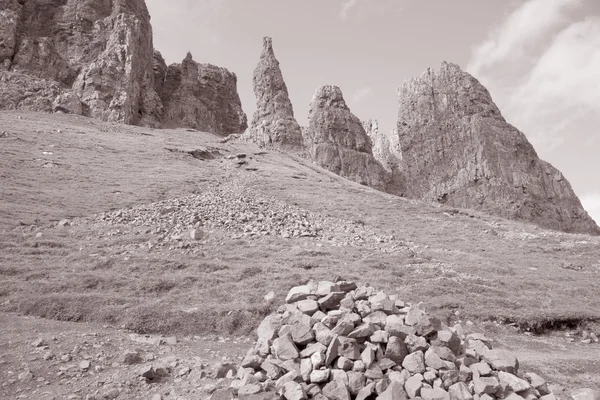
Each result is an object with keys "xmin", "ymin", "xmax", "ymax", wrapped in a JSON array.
[
  {"xmin": 304, "ymin": 85, "xmax": 390, "ymax": 191},
  {"xmin": 243, "ymin": 37, "xmax": 304, "ymax": 150},
  {"xmin": 363, "ymin": 118, "xmax": 402, "ymax": 172},
  {"xmin": 396, "ymin": 61, "xmax": 599, "ymax": 235},
  {"xmin": 0, "ymin": 0, "xmax": 246, "ymax": 133},
  {"xmin": 155, "ymin": 52, "xmax": 247, "ymax": 135}
]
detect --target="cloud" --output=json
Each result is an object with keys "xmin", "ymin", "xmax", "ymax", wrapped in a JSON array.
[
  {"xmin": 340, "ymin": 0, "xmax": 405, "ymax": 21},
  {"xmin": 580, "ymin": 192, "xmax": 600, "ymax": 225},
  {"xmin": 467, "ymin": 0, "xmax": 600, "ymax": 154},
  {"xmin": 351, "ymin": 86, "xmax": 373, "ymax": 104}
]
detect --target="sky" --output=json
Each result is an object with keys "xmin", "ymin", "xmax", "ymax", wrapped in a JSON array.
[{"xmin": 146, "ymin": 0, "xmax": 600, "ymax": 225}]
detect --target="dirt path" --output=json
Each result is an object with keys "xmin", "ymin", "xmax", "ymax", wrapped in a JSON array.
[{"xmin": 0, "ymin": 313, "xmax": 250, "ymax": 400}]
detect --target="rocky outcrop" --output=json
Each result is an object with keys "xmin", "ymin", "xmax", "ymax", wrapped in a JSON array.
[
  {"xmin": 0, "ymin": 0, "xmax": 246, "ymax": 134},
  {"xmin": 363, "ymin": 119, "xmax": 402, "ymax": 172},
  {"xmin": 155, "ymin": 52, "xmax": 247, "ymax": 135},
  {"xmin": 304, "ymin": 85, "xmax": 390, "ymax": 191},
  {"xmin": 396, "ymin": 61, "xmax": 599, "ymax": 235},
  {"xmin": 0, "ymin": 0, "xmax": 162, "ymax": 126},
  {"xmin": 243, "ymin": 37, "xmax": 304, "ymax": 150}
]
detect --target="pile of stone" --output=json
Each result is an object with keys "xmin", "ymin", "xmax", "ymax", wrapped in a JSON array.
[
  {"xmin": 70, "ymin": 183, "xmax": 398, "ymax": 250},
  {"xmin": 230, "ymin": 280, "xmax": 561, "ymax": 400}
]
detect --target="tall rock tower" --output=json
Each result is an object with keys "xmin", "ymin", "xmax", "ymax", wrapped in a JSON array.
[
  {"xmin": 304, "ymin": 85, "xmax": 390, "ymax": 191},
  {"xmin": 396, "ymin": 62, "xmax": 599, "ymax": 235},
  {"xmin": 243, "ymin": 37, "xmax": 304, "ymax": 150}
]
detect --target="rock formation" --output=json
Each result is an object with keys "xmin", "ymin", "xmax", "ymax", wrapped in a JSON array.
[
  {"xmin": 396, "ymin": 61, "xmax": 599, "ymax": 235},
  {"xmin": 155, "ymin": 52, "xmax": 247, "ymax": 135},
  {"xmin": 243, "ymin": 37, "xmax": 304, "ymax": 150},
  {"xmin": 304, "ymin": 86, "xmax": 390, "ymax": 191},
  {"xmin": 363, "ymin": 119, "xmax": 402, "ymax": 172},
  {"xmin": 0, "ymin": 0, "xmax": 247, "ymax": 134},
  {"xmin": 0, "ymin": 0, "xmax": 162, "ymax": 126}
]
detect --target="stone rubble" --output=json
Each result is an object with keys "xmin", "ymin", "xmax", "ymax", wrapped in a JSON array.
[{"xmin": 228, "ymin": 280, "xmax": 593, "ymax": 400}]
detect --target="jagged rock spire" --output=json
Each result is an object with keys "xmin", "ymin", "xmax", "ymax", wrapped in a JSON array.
[{"xmin": 242, "ymin": 37, "xmax": 304, "ymax": 150}]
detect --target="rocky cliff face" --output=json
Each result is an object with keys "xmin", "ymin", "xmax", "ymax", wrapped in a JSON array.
[
  {"xmin": 396, "ymin": 62, "xmax": 599, "ymax": 235},
  {"xmin": 304, "ymin": 85, "xmax": 390, "ymax": 191},
  {"xmin": 243, "ymin": 37, "xmax": 304, "ymax": 150},
  {"xmin": 363, "ymin": 118, "xmax": 402, "ymax": 172},
  {"xmin": 0, "ymin": 0, "xmax": 162, "ymax": 126},
  {"xmin": 0, "ymin": 0, "xmax": 246, "ymax": 134},
  {"xmin": 155, "ymin": 52, "xmax": 247, "ymax": 135}
]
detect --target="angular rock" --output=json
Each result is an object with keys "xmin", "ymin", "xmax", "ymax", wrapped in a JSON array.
[
  {"xmin": 448, "ymin": 382, "xmax": 473, "ymax": 400},
  {"xmin": 272, "ymin": 334, "xmax": 299, "ymax": 361},
  {"xmin": 318, "ymin": 292, "xmax": 346, "ymax": 311},
  {"xmin": 405, "ymin": 374, "xmax": 424, "ymax": 399},
  {"xmin": 300, "ymin": 342, "xmax": 327, "ymax": 358},
  {"xmin": 311, "ymin": 351, "xmax": 326, "ymax": 370},
  {"xmin": 314, "ymin": 323, "xmax": 335, "ymax": 347},
  {"xmin": 524, "ymin": 372, "xmax": 549, "ymax": 395},
  {"xmin": 338, "ymin": 337, "xmax": 361, "ymax": 360},
  {"xmin": 322, "ymin": 380, "xmax": 351, "ymax": 400},
  {"xmin": 348, "ymin": 323, "xmax": 377, "ymax": 339},
  {"xmin": 498, "ymin": 372, "xmax": 531, "ymax": 393},
  {"xmin": 300, "ymin": 358, "xmax": 313, "ymax": 382},
  {"xmin": 402, "ymin": 351, "xmax": 426, "ymax": 374},
  {"xmin": 332, "ymin": 318, "xmax": 355, "ymax": 337},
  {"xmin": 406, "ymin": 334, "xmax": 430, "ymax": 353},
  {"xmin": 356, "ymin": 383, "xmax": 376, "ymax": 400},
  {"xmin": 243, "ymin": 37, "xmax": 304, "ymax": 150},
  {"xmin": 433, "ymin": 331, "xmax": 462, "ymax": 356},
  {"xmin": 424, "ymin": 348, "xmax": 445, "ymax": 370},
  {"xmin": 386, "ymin": 336, "xmax": 409, "ymax": 365},
  {"xmin": 469, "ymin": 362, "xmax": 492, "ymax": 377},
  {"xmin": 421, "ymin": 388, "xmax": 451, "ymax": 400},
  {"xmin": 303, "ymin": 85, "xmax": 391, "ymax": 191},
  {"xmin": 242, "ymin": 349, "xmax": 265, "ymax": 369},
  {"xmin": 396, "ymin": 61, "xmax": 600, "ymax": 235},
  {"xmin": 347, "ymin": 371, "xmax": 367, "ymax": 395},
  {"xmin": 286, "ymin": 285, "xmax": 314, "ymax": 303},
  {"xmin": 257, "ymin": 314, "xmax": 283, "ymax": 343},
  {"xmin": 378, "ymin": 381, "xmax": 408, "ymax": 400},
  {"xmin": 473, "ymin": 376, "xmax": 500, "ymax": 395},
  {"xmin": 337, "ymin": 356, "xmax": 355, "ymax": 371},
  {"xmin": 310, "ymin": 368, "xmax": 330, "ymax": 384},
  {"xmin": 297, "ymin": 300, "xmax": 320, "ymax": 316},
  {"xmin": 483, "ymin": 349, "xmax": 519, "ymax": 374},
  {"xmin": 283, "ymin": 381, "xmax": 307, "ymax": 400},
  {"xmin": 325, "ymin": 336, "xmax": 341, "ymax": 366}
]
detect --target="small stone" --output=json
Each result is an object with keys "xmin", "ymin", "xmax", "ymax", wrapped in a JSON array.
[
  {"xmin": 524, "ymin": 372, "xmax": 549, "ymax": 395},
  {"xmin": 386, "ymin": 336, "xmax": 409, "ymax": 364},
  {"xmin": 317, "ymin": 281, "xmax": 340, "ymax": 296},
  {"xmin": 406, "ymin": 334, "xmax": 430, "ymax": 353},
  {"xmin": 190, "ymin": 229, "xmax": 204, "ymax": 240},
  {"xmin": 337, "ymin": 356, "xmax": 354, "ymax": 371},
  {"xmin": 18, "ymin": 370, "xmax": 34, "ymax": 382},
  {"xmin": 314, "ymin": 322, "xmax": 335, "ymax": 346},
  {"xmin": 378, "ymin": 381, "xmax": 407, "ymax": 400},
  {"xmin": 261, "ymin": 360, "xmax": 284, "ymax": 380},
  {"xmin": 209, "ymin": 388, "xmax": 236, "ymax": 400},
  {"xmin": 121, "ymin": 351, "xmax": 143, "ymax": 365},
  {"xmin": 353, "ymin": 360, "xmax": 366, "ymax": 372},
  {"xmin": 300, "ymin": 342, "xmax": 327, "ymax": 358},
  {"xmin": 272, "ymin": 334, "xmax": 299, "ymax": 360},
  {"xmin": 318, "ymin": 292, "xmax": 346, "ymax": 311},
  {"xmin": 433, "ymin": 331, "xmax": 461, "ymax": 356},
  {"xmin": 165, "ymin": 336, "xmax": 178, "ymax": 345},
  {"xmin": 276, "ymin": 370, "xmax": 301, "ymax": 388},
  {"xmin": 332, "ymin": 317, "xmax": 355, "ymax": 336},
  {"xmin": 286, "ymin": 285, "xmax": 314, "ymax": 303},
  {"xmin": 239, "ymin": 384, "xmax": 263, "ymax": 397},
  {"xmin": 385, "ymin": 315, "xmax": 406, "ymax": 338},
  {"xmin": 448, "ymin": 382, "xmax": 473, "ymax": 400},
  {"xmin": 364, "ymin": 364, "xmax": 384, "ymax": 380},
  {"xmin": 300, "ymin": 358, "xmax": 313, "ymax": 382},
  {"xmin": 363, "ymin": 311, "xmax": 388, "ymax": 326},
  {"xmin": 257, "ymin": 314, "xmax": 283, "ymax": 342},
  {"xmin": 338, "ymin": 337, "xmax": 361, "ymax": 360},
  {"xmin": 371, "ymin": 330, "xmax": 389, "ymax": 343},
  {"xmin": 379, "ymin": 358, "xmax": 397, "ymax": 370},
  {"xmin": 469, "ymin": 362, "xmax": 492, "ymax": 377},
  {"xmin": 402, "ymin": 350, "xmax": 426, "ymax": 374},
  {"xmin": 356, "ymin": 383, "xmax": 376, "ymax": 400},
  {"xmin": 473, "ymin": 376, "xmax": 500, "ymax": 395},
  {"xmin": 331, "ymin": 369, "xmax": 349, "ymax": 385},
  {"xmin": 483, "ymin": 349, "xmax": 519, "ymax": 374},
  {"xmin": 498, "ymin": 372, "xmax": 531, "ymax": 393},
  {"xmin": 297, "ymin": 300, "xmax": 319, "ymax": 316},
  {"xmin": 80, "ymin": 360, "xmax": 91, "ymax": 370},
  {"xmin": 322, "ymin": 380, "xmax": 351, "ymax": 400},
  {"xmin": 32, "ymin": 338, "xmax": 47, "ymax": 348},
  {"xmin": 348, "ymin": 323, "xmax": 377, "ymax": 339},
  {"xmin": 405, "ymin": 374, "xmax": 424, "ymax": 398},
  {"xmin": 347, "ymin": 371, "xmax": 366, "ymax": 395},
  {"xmin": 140, "ymin": 365, "xmax": 155, "ymax": 380},
  {"xmin": 309, "ymin": 368, "xmax": 330, "ymax": 383},
  {"xmin": 311, "ymin": 351, "xmax": 326, "ymax": 370},
  {"xmin": 424, "ymin": 348, "xmax": 445, "ymax": 370},
  {"xmin": 361, "ymin": 345, "xmax": 376, "ymax": 368},
  {"xmin": 283, "ymin": 381, "xmax": 307, "ymax": 400},
  {"xmin": 504, "ymin": 394, "xmax": 526, "ymax": 400},
  {"xmin": 421, "ymin": 388, "xmax": 451, "ymax": 400},
  {"xmin": 213, "ymin": 362, "xmax": 237, "ymax": 378},
  {"xmin": 242, "ymin": 349, "xmax": 264, "ymax": 369},
  {"xmin": 325, "ymin": 336, "xmax": 341, "ymax": 366}
]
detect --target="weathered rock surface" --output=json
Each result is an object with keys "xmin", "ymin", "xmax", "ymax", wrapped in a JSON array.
[
  {"xmin": 396, "ymin": 61, "xmax": 599, "ymax": 235},
  {"xmin": 0, "ymin": 0, "xmax": 161, "ymax": 126},
  {"xmin": 155, "ymin": 52, "xmax": 247, "ymax": 135},
  {"xmin": 243, "ymin": 37, "xmax": 304, "ymax": 150},
  {"xmin": 304, "ymin": 85, "xmax": 391, "ymax": 191},
  {"xmin": 363, "ymin": 118, "xmax": 402, "ymax": 173},
  {"xmin": 0, "ymin": 0, "xmax": 246, "ymax": 135}
]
